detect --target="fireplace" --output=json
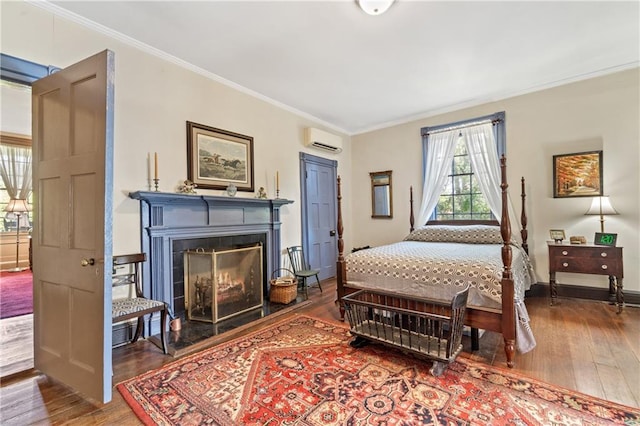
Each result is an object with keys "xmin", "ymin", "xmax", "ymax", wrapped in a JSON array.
[
  {"xmin": 129, "ymin": 191, "xmax": 293, "ymax": 337},
  {"xmin": 184, "ymin": 245, "xmax": 263, "ymax": 323}
]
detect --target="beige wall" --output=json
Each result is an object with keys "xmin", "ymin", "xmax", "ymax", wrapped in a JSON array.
[
  {"xmin": 0, "ymin": 1, "xmax": 353, "ymax": 262},
  {"xmin": 352, "ymin": 69, "xmax": 640, "ymax": 292}
]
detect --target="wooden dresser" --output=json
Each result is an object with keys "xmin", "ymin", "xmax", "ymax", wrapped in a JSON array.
[{"xmin": 548, "ymin": 242, "xmax": 624, "ymax": 313}]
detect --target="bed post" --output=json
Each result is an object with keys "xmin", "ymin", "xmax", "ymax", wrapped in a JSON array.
[
  {"xmin": 520, "ymin": 177, "xmax": 529, "ymax": 255},
  {"xmin": 500, "ymin": 156, "xmax": 516, "ymax": 368},
  {"xmin": 409, "ymin": 186, "xmax": 415, "ymax": 232},
  {"xmin": 336, "ymin": 175, "xmax": 346, "ymax": 321}
]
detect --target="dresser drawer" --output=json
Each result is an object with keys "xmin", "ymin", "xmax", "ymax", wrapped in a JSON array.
[
  {"xmin": 549, "ymin": 245, "xmax": 620, "ymax": 259},
  {"xmin": 550, "ymin": 256, "xmax": 619, "ymax": 275}
]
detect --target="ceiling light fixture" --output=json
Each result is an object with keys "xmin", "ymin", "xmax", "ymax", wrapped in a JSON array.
[{"xmin": 357, "ymin": 0, "xmax": 395, "ymax": 16}]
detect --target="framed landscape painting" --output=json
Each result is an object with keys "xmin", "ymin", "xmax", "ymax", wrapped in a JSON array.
[
  {"xmin": 187, "ymin": 121, "xmax": 254, "ymax": 191},
  {"xmin": 553, "ymin": 150, "xmax": 603, "ymax": 198}
]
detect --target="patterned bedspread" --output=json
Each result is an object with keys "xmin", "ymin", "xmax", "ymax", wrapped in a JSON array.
[{"xmin": 344, "ymin": 241, "xmax": 536, "ymax": 310}]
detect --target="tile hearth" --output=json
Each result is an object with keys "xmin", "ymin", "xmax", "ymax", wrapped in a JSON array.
[{"xmin": 149, "ymin": 293, "xmax": 311, "ymax": 357}]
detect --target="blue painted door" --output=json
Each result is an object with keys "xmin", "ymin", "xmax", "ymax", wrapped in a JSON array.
[{"xmin": 300, "ymin": 153, "xmax": 337, "ymax": 281}]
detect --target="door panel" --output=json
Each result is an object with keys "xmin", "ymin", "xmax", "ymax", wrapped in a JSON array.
[
  {"xmin": 300, "ymin": 153, "xmax": 337, "ymax": 281},
  {"xmin": 71, "ymin": 173, "xmax": 97, "ymax": 250},
  {"xmin": 32, "ymin": 50, "xmax": 114, "ymax": 403},
  {"xmin": 39, "ymin": 177, "xmax": 62, "ymax": 246}
]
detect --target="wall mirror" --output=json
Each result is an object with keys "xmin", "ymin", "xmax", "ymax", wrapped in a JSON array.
[{"xmin": 370, "ymin": 170, "xmax": 393, "ymax": 218}]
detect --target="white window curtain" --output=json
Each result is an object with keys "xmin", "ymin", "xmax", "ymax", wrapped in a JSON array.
[
  {"xmin": 416, "ymin": 129, "xmax": 459, "ymax": 226},
  {"xmin": 418, "ymin": 120, "xmax": 521, "ymax": 239},
  {"xmin": 461, "ymin": 123, "xmax": 521, "ymax": 240},
  {"xmin": 0, "ymin": 144, "xmax": 32, "ymax": 200},
  {"xmin": 461, "ymin": 123, "xmax": 502, "ymax": 219}
]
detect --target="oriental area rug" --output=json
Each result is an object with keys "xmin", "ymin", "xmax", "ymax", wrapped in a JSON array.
[{"xmin": 117, "ymin": 315, "xmax": 640, "ymax": 425}]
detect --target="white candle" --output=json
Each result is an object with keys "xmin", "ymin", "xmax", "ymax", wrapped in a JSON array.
[
  {"xmin": 154, "ymin": 152, "xmax": 158, "ymax": 180},
  {"xmin": 276, "ymin": 171, "xmax": 279, "ymax": 192}
]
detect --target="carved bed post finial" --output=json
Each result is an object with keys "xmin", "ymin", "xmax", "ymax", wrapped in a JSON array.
[
  {"xmin": 500, "ymin": 156, "xmax": 512, "ymax": 278},
  {"xmin": 520, "ymin": 177, "xmax": 529, "ymax": 254},
  {"xmin": 409, "ymin": 186, "xmax": 415, "ymax": 232}
]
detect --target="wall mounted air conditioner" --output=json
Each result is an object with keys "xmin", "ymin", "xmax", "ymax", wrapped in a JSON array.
[{"xmin": 304, "ymin": 127, "xmax": 343, "ymax": 154}]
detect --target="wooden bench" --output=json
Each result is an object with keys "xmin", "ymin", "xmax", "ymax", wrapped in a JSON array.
[{"xmin": 112, "ymin": 253, "xmax": 168, "ymax": 354}]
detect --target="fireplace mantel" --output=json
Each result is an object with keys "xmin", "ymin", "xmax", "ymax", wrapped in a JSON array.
[{"xmin": 129, "ymin": 191, "xmax": 293, "ymax": 333}]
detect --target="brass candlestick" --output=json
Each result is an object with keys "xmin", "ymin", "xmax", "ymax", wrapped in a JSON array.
[
  {"xmin": 276, "ymin": 189, "xmax": 280, "ymax": 199},
  {"xmin": 153, "ymin": 178, "xmax": 159, "ymax": 192}
]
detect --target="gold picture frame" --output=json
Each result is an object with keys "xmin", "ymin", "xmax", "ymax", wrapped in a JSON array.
[
  {"xmin": 553, "ymin": 150, "xmax": 603, "ymax": 198},
  {"xmin": 186, "ymin": 121, "xmax": 254, "ymax": 192}
]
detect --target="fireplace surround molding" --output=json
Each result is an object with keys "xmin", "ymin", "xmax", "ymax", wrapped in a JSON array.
[{"xmin": 129, "ymin": 191, "xmax": 293, "ymax": 336}]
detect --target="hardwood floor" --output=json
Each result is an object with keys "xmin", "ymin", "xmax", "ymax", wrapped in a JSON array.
[
  {"xmin": 0, "ymin": 314, "xmax": 33, "ymax": 377},
  {"xmin": 0, "ymin": 279, "xmax": 638, "ymax": 424}
]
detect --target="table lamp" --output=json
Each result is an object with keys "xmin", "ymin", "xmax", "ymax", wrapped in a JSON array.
[
  {"xmin": 4, "ymin": 198, "xmax": 31, "ymax": 272},
  {"xmin": 584, "ymin": 196, "xmax": 618, "ymax": 233}
]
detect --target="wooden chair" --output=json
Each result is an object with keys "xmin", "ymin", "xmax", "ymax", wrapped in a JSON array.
[
  {"xmin": 112, "ymin": 253, "xmax": 168, "ymax": 354},
  {"xmin": 287, "ymin": 246, "xmax": 322, "ymax": 299}
]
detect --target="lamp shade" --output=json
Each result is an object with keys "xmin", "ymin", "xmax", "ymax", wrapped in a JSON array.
[
  {"xmin": 4, "ymin": 198, "xmax": 31, "ymax": 213},
  {"xmin": 357, "ymin": 0, "xmax": 395, "ymax": 15},
  {"xmin": 584, "ymin": 196, "xmax": 618, "ymax": 216}
]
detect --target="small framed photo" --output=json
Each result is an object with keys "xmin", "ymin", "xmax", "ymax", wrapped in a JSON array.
[
  {"xmin": 594, "ymin": 232, "xmax": 617, "ymax": 246},
  {"xmin": 549, "ymin": 229, "xmax": 566, "ymax": 243},
  {"xmin": 186, "ymin": 121, "xmax": 254, "ymax": 192},
  {"xmin": 553, "ymin": 150, "xmax": 603, "ymax": 198}
]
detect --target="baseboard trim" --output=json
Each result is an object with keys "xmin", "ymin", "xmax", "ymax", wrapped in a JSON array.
[{"xmin": 527, "ymin": 283, "xmax": 640, "ymax": 306}]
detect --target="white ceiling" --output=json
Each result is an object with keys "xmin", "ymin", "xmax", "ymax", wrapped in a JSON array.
[{"xmin": 45, "ymin": 1, "xmax": 639, "ymax": 135}]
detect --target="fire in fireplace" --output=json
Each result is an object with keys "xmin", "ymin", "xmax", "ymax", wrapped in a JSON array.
[{"xmin": 184, "ymin": 245, "xmax": 264, "ymax": 323}]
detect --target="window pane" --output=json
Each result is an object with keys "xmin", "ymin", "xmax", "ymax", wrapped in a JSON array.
[
  {"xmin": 437, "ymin": 195, "xmax": 453, "ymax": 214},
  {"xmin": 454, "ymin": 138, "xmax": 467, "ymax": 156},
  {"xmin": 454, "ymin": 194, "xmax": 471, "ymax": 214},
  {"xmin": 471, "ymin": 194, "xmax": 491, "ymax": 213},
  {"xmin": 471, "ymin": 177, "xmax": 483, "ymax": 193},
  {"xmin": 440, "ymin": 177, "xmax": 453, "ymax": 195},
  {"xmin": 454, "ymin": 175, "xmax": 470, "ymax": 194},
  {"xmin": 453, "ymin": 155, "xmax": 471, "ymax": 174}
]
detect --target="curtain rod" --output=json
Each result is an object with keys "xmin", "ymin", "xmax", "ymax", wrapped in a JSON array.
[{"xmin": 424, "ymin": 117, "xmax": 502, "ymax": 136}]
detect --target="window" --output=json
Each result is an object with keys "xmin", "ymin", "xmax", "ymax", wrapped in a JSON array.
[
  {"xmin": 435, "ymin": 136, "xmax": 492, "ymax": 221},
  {"xmin": 0, "ymin": 142, "xmax": 33, "ymax": 232},
  {"xmin": 419, "ymin": 111, "xmax": 505, "ymax": 225}
]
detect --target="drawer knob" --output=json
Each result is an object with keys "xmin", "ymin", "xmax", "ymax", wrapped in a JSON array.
[
  {"xmin": 562, "ymin": 251, "xmax": 568, "ymax": 256},
  {"xmin": 601, "ymin": 265, "xmax": 608, "ymax": 270},
  {"xmin": 601, "ymin": 252, "xmax": 607, "ymax": 257},
  {"xmin": 563, "ymin": 262, "xmax": 569, "ymax": 267}
]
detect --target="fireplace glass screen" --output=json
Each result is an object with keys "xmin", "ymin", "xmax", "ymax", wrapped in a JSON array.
[{"xmin": 184, "ymin": 245, "xmax": 263, "ymax": 323}]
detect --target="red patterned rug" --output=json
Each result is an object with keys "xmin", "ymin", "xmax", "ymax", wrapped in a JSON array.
[{"xmin": 117, "ymin": 315, "xmax": 639, "ymax": 425}]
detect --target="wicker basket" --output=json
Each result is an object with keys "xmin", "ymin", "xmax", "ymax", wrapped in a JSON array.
[{"xmin": 270, "ymin": 268, "xmax": 298, "ymax": 304}]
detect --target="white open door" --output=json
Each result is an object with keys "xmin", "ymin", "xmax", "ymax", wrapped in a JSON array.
[{"xmin": 31, "ymin": 50, "xmax": 114, "ymax": 403}]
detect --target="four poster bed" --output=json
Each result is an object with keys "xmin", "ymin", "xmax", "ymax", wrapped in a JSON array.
[{"xmin": 335, "ymin": 156, "xmax": 535, "ymax": 368}]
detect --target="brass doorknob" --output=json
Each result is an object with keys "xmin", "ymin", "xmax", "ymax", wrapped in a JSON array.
[{"xmin": 81, "ymin": 258, "xmax": 95, "ymax": 267}]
